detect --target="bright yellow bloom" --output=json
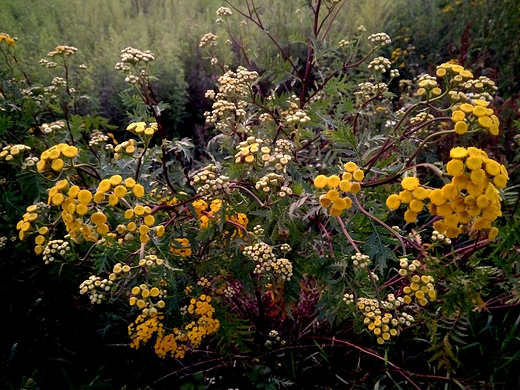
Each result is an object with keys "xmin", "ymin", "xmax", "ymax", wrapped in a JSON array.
[
  {"xmin": 342, "ymin": 172, "xmax": 352, "ymax": 181},
  {"xmin": 476, "ymin": 195, "xmax": 490, "ymax": 209},
  {"xmin": 124, "ymin": 209, "xmax": 135, "ymax": 219},
  {"xmin": 399, "ymin": 190, "xmax": 413, "ymax": 203},
  {"xmin": 446, "ymin": 159, "xmax": 464, "ymax": 176},
  {"xmin": 429, "ymin": 189, "xmax": 445, "ymax": 205},
  {"xmin": 488, "ymin": 227, "xmax": 499, "ymax": 240},
  {"xmin": 110, "ymin": 175, "xmax": 123, "ymax": 185},
  {"xmin": 460, "ymin": 69, "xmax": 473, "ymax": 78},
  {"xmin": 91, "ymin": 212, "xmax": 107, "ymax": 225},
  {"xmin": 442, "ymin": 183, "xmax": 459, "ymax": 199},
  {"xmin": 413, "ymin": 187, "xmax": 428, "ymax": 200},
  {"xmin": 68, "ymin": 185, "xmax": 80, "ymax": 198},
  {"xmin": 144, "ymin": 215, "xmax": 155, "ymax": 226},
  {"xmin": 349, "ymin": 182, "xmax": 361, "ymax": 194},
  {"xmin": 93, "ymin": 191, "xmax": 105, "ymax": 203},
  {"xmin": 451, "ymin": 64, "xmax": 464, "ymax": 73},
  {"xmin": 62, "ymin": 146, "xmax": 78, "ymax": 158},
  {"xmin": 467, "ymin": 182, "xmax": 484, "ymax": 197},
  {"xmin": 470, "ymin": 168, "xmax": 486, "ymax": 185},
  {"xmin": 436, "ymin": 202, "xmax": 453, "ymax": 217},
  {"xmin": 493, "ymin": 174, "xmax": 507, "ymax": 188},
  {"xmin": 473, "ymin": 106, "xmax": 487, "ymax": 117},
  {"xmin": 133, "ymin": 184, "xmax": 145, "ymax": 198},
  {"xmin": 450, "ymin": 147, "xmax": 468, "ymax": 159},
  {"xmin": 409, "ymin": 199, "xmax": 423, "ymax": 212},
  {"xmin": 478, "ymin": 116, "xmax": 492, "ymax": 129},
  {"xmin": 52, "ymin": 193, "xmax": 65, "ymax": 205},
  {"xmin": 466, "ymin": 156, "xmax": 482, "ymax": 170},
  {"xmin": 134, "ymin": 205, "xmax": 145, "ymax": 215},
  {"xmin": 386, "ymin": 194, "xmax": 401, "ymax": 210},
  {"xmin": 108, "ymin": 194, "xmax": 119, "ymax": 206},
  {"xmin": 404, "ymin": 210, "xmax": 417, "ymax": 223},
  {"xmin": 125, "ymin": 178, "xmax": 136, "ymax": 188},
  {"xmin": 452, "ymin": 174, "xmax": 469, "ymax": 189},
  {"xmin": 97, "ymin": 223, "xmax": 110, "ymax": 235},
  {"xmin": 314, "ymin": 175, "xmax": 328, "ymax": 189},
  {"xmin": 339, "ymin": 180, "xmax": 351, "ymax": 192},
  {"xmin": 436, "ymin": 68, "xmax": 447, "ymax": 77},
  {"xmin": 76, "ymin": 203, "xmax": 89, "ymax": 215},
  {"xmin": 353, "ymin": 169, "xmax": 364, "ymax": 182},
  {"xmin": 113, "ymin": 185, "xmax": 127, "ymax": 198},
  {"xmin": 97, "ymin": 179, "xmax": 111, "ymax": 193},
  {"xmin": 451, "ymin": 110, "xmax": 465, "ymax": 122},
  {"xmin": 156, "ymin": 225, "xmax": 165, "ymax": 237},
  {"xmin": 327, "ymin": 189, "xmax": 340, "ymax": 201},
  {"xmin": 460, "ymin": 103, "xmax": 474, "ymax": 113},
  {"xmin": 78, "ymin": 189, "xmax": 92, "ymax": 204},
  {"xmin": 38, "ymin": 226, "xmax": 49, "ymax": 235},
  {"xmin": 329, "ymin": 207, "xmax": 343, "ymax": 217},
  {"xmin": 401, "ymin": 177, "xmax": 419, "ymax": 191},
  {"xmin": 344, "ymin": 161, "xmax": 358, "ymax": 172},
  {"xmin": 489, "ymin": 125, "xmax": 499, "ymax": 136},
  {"xmin": 327, "ymin": 175, "xmax": 340, "ymax": 188},
  {"xmin": 51, "ymin": 158, "xmax": 64, "ymax": 171},
  {"xmin": 48, "ymin": 149, "xmax": 61, "ymax": 159},
  {"xmin": 433, "ymin": 220, "xmax": 446, "ymax": 233},
  {"xmin": 56, "ymin": 179, "xmax": 69, "ymax": 190},
  {"xmin": 454, "ymin": 121, "xmax": 468, "ymax": 135}
]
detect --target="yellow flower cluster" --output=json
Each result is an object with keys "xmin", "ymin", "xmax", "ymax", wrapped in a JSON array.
[
  {"xmin": 313, "ymin": 161, "xmax": 364, "ymax": 217},
  {"xmin": 154, "ymin": 330, "xmax": 187, "ymax": 359},
  {"xmin": 129, "ymin": 283, "xmax": 166, "ymax": 314},
  {"xmin": 0, "ymin": 32, "xmax": 15, "ymax": 46},
  {"xmin": 0, "ymin": 144, "xmax": 32, "ymax": 162},
  {"xmin": 114, "ymin": 139, "xmax": 137, "ymax": 160},
  {"xmin": 432, "ymin": 147, "xmax": 506, "ymax": 238},
  {"xmin": 436, "ymin": 62, "xmax": 474, "ymax": 82},
  {"xmin": 170, "ymin": 238, "xmax": 192, "ymax": 257},
  {"xmin": 37, "ymin": 143, "xmax": 78, "ymax": 172},
  {"xmin": 451, "ymin": 100, "xmax": 499, "ymax": 136},
  {"xmin": 386, "ymin": 177, "xmax": 429, "ymax": 223},
  {"xmin": 183, "ymin": 295, "xmax": 220, "ymax": 348},
  {"xmin": 403, "ymin": 274, "xmax": 437, "ymax": 306},
  {"xmin": 386, "ymin": 147, "xmax": 507, "ymax": 238},
  {"xmin": 29, "ymin": 175, "xmax": 163, "ymax": 247},
  {"xmin": 134, "ymin": 295, "xmax": 220, "ymax": 359},
  {"xmin": 126, "ymin": 121, "xmax": 158, "ymax": 138},
  {"xmin": 123, "ymin": 204, "xmax": 164, "ymax": 244},
  {"xmin": 129, "ymin": 313, "xmax": 164, "ymax": 349},
  {"xmin": 16, "ymin": 204, "xmax": 44, "ymax": 242},
  {"xmin": 416, "ymin": 74, "xmax": 441, "ymax": 98}
]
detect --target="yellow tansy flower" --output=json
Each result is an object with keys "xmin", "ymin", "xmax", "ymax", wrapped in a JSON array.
[{"xmin": 401, "ymin": 177, "xmax": 419, "ymax": 191}]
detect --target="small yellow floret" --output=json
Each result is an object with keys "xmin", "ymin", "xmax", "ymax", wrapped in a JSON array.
[
  {"xmin": 327, "ymin": 175, "xmax": 341, "ymax": 188},
  {"xmin": 401, "ymin": 177, "xmax": 419, "ymax": 191},
  {"xmin": 314, "ymin": 175, "xmax": 328, "ymax": 189}
]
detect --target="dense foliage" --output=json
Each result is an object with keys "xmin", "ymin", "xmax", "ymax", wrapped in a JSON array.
[{"xmin": 1, "ymin": 1, "xmax": 520, "ymax": 389}]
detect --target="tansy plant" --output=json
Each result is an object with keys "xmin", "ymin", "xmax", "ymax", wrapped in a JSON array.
[{"xmin": 1, "ymin": 1, "xmax": 519, "ymax": 387}]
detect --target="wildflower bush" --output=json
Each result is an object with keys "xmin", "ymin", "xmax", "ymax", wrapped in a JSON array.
[{"xmin": 1, "ymin": 1, "xmax": 520, "ymax": 388}]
